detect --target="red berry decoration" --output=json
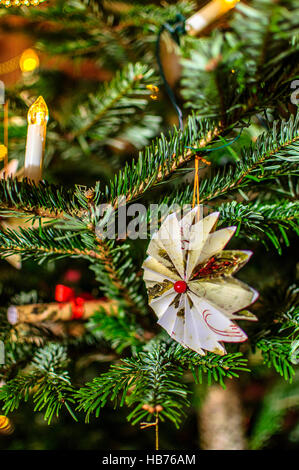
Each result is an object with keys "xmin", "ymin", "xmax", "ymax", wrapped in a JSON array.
[{"xmin": 174, "ymin": 280, "xmax": 187, "ymax": 293}]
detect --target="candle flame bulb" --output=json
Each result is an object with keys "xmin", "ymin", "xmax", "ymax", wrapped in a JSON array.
[
  {"xmin": 24, "ymin": 96, "xmax": 48, "ymax": 183},
  {"xmin": 27, "ymin": 96, "xmax": 48, "ymax": 125}
]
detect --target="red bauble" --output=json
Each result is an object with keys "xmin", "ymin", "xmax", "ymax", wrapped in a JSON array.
[{"xmin": 174, "ymin": 280, "xmax": 187, "ymax": 293}]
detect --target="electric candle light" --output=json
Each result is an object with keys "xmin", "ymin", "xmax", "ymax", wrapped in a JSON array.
[
  {"xmin": 186, "ymin": 0, "xmax": 240, "ymax": 36},
  {"xmin": 0, "ymin": 415, "xmax": 14, "ymax": 435},
  {"xmin": 24, "ymin": 96, "xmax": 48, "ymax": 182}
]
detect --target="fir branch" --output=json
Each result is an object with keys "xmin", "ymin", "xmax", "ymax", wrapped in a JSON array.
[
  {"xmin": 87, "ymin": 307, "xmax": 146, "ymax": 354},
  {"xmin": 116, "ymin": 113, "xmax": 162, "ymax": 150},
  {"xmin": 75, "ymin": 340, "xmax": 190, "ymax": 428},
  {"xmin": 90, "ymin": 239, "xmax": 147, "ymax": 314},
  {"xmin": 256, "ymin": 338, "xmax": 296, "ymax": 383},
  {"xmin": 126, "ymin": 342, "xmax": 190, "ymax": 428},
  {"xmin": 269, "ymin": 175, "xmax": 299, "ymax": 200},
  {"xmin": 97, "ymin": 112, "xmax": 298, "ymax": 211},
  {"xmin": 181, "ymin": 31, "xmax": 244, "ymax": 120},
  {"xmin": 75, "ymin": 360, "xmax": 139, "ymax": 423},
  {"xmin": 71, "ymin": 63, "xmax": 157, "ymax": 140},
  {"xmin": 3, "ymin": 112, "xmax": 297, "ymax": 225},
  {"xmin": 197, "ymin": 113, "xmax": 299, "ymax": 204},
  {"xmin": 234, "ymin": 0, "xmax": 299, "ymax": 82},
  {"xmin": 101, "ymin": 114, "xmax": 219, "ymax": 209},
  {"xmin": 0, "ymin": 335, "xmax": 36, "ymax": 382},
  {"xmin": 280, "ymin": 302, "xmax": 299, "ymax": 337},
  {"xmin": 182, "ymin": 0, "xmax": 299, "ymax": 119},
  {"xmin": 170, "ymin": 342, "xmax": 249, "ymax": 388},
  {"xmin": 117, "ymin": 1, "xmax": 195, "ymax": 29},
  {"xmin": 217, "ymin": 199, "xmax": 299, "ymax": 253},
  {"xmin": 77, "ymin": 0, "xmax": 104, "ymax": 17},
  {"xmin": 0, "ymin": 178, "xmax": 87, "ymax": 219},
  {"xmin": 251, "ymin": 284, "xmax": 298, "ymax": 382},
  {"xmin": 0, "ymin": 344, "xmax": 76, "ymax": 424},
  {"xmin": 147, "ymin": 190, "xmax": 299, "ymax": 253},
  {"xmin": 0, "ymin": 226, "xmax": 102, "ymax": 263}
]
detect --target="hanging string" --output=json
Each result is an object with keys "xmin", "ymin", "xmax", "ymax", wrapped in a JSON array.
[
  {"xmin": 140, "ymin": 409, "xmax": 160, "ymax": 450},
  {"xmin": 192, "ymin": 156, "xmax": 200, "ymax": 208},
  {"xmin": 4, "ymin": 100, "xmax": 9, "ymax": 167}
]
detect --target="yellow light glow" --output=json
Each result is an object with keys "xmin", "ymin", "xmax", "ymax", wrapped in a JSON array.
[
  {"xmin": 0, "ymin": 0, "xmax": 47, "ymax": 7},
  {"xmin": 0, "ymin": 145, "xmax": 8, "ymax": 162},
  {"xmin": 19, "ymin": 49, "xmax": 40, "ymax": 73},
  {"xmin": 0, "ymin": 415, "xmax": 13, "ymax": 434},
  {"xmin": 224, "ymin": 0, "xmax": 240, "ymax": 4},
  {"xmin": 146, "ymin": 84, "xmax": 159, "ymax": 100},
  {"xmin": 27, "ymin": 96, "xmax": 49, "ymax": 126}
]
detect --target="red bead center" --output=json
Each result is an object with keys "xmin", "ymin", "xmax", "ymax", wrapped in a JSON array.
[{"xmin": 174, "ymin": 281, "xmax": 187, "ymax": 293}]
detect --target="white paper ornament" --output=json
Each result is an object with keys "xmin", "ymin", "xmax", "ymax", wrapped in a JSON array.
[{"xmin": 142, "ymin": 207, "xmax": 258, "ymax": 355}]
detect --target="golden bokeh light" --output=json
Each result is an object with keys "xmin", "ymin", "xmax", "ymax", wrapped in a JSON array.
[{"xmin": 19, "ymin": 49, "xmax": 40, "ymax": 73}]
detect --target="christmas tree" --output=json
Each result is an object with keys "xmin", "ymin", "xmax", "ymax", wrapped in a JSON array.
[{"xmin": 0, "ymin": 0, "xmax": 298, "ymax": 451}]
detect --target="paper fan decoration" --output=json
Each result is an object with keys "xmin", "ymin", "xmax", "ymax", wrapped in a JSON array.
[{"xmin": 142, "ymin": 207, "xmax": 258, "ymax": 355}]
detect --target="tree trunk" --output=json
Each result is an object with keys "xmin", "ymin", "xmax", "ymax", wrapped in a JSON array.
[{"xmin": 199, "ymin": 381, "xmax": 247, "ymax": 450}]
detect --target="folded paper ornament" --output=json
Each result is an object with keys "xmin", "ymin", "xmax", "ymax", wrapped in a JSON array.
[{"xmin": 142, "ymin": 207, "xmax": 258, "ymax": 355}]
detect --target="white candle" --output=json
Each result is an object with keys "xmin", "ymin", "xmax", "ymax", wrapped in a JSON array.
[
  {"xmin": 186, "ymin": 0, "xmax": 240, "ymax": 36},
  {"xmin": 24, "ymin": 96, "xmax": 48, "ymax": 182}
]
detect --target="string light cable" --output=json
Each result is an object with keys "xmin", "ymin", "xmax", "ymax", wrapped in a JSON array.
[
  {"xmin": 155, "ymin": 14, "xmax": 186, "ymax": 131},
  {"xmin": 155, "ymin": 14, "xmax": 244, "ymax": 149}
]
